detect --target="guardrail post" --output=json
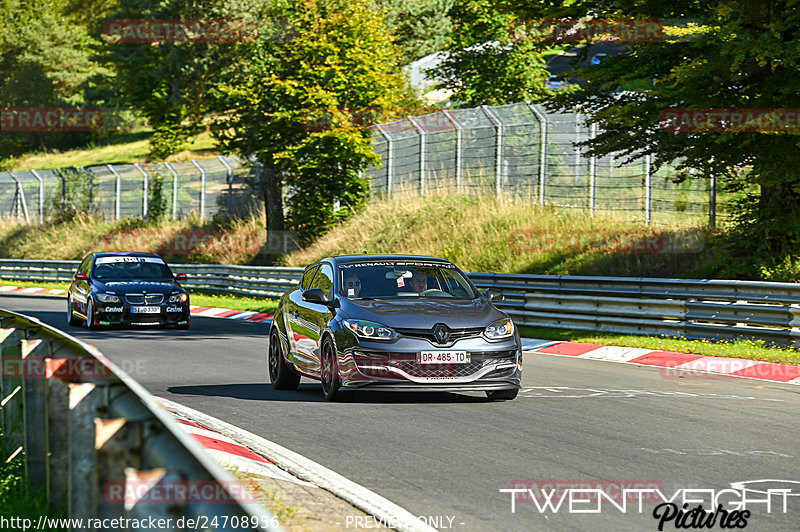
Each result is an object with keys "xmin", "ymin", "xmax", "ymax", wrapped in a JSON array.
[
  {"xmin": 218, "ymin": 155, "xmax": 234, "ymax": 217},
  {"xmin": 164, "ymin": 162, "xmax": 179, "ymax": 220},
  {"xmin": 407, "ymin": 117, "xmax": 426, "ymax": 196},
  {"xmin": 69, "ymin": 382, "xmax": 103, "ymax": 521},
  {"xmin": 1, "ymin": 324, "xmax": 25, "ymax": 460},
  {"xmin": 527, "ymin": 104, "xmax": 548, "ymax": 206},
  {"xmin": 134, "ymin": 163, "xmax": 149, "ymax": 219},
  {"xmin": 95, "ymin": 414, "xmax": 142, "ymax": 520},
  {"xmin": 191, "ymin": 159, "xmax": 207, "ymax": 221},
  {"xmin": 22, "ymin": 336, "xmax": 51, "ymax": 487},
  {"xmin": 107, "ymin": 164, "xmax": 122, "ymax": 220},
  {"xmin": 375, "ymin": 125, "xmax": 394, "ymax": 196},
  {"xmin": 47, "ymin": 360, "xmax": 70, "ymax": 508}
]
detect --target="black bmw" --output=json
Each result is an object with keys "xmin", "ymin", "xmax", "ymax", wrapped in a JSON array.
[
  {"xmin": 67, "ymin": 251, "xmax": 191, "ymax": 329},
  {"xmin": 269, "ymin": 255, "xmax": 521, "ymax": 401}
]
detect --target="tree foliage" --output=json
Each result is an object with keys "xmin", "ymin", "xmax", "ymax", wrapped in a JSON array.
[
  {"xmin": 373, "ymin": 0, "xmax": 454, "ymax": 64},
  {"xmin": 210, "ymin": 0, "xmax": 412, "ymax": 242}
]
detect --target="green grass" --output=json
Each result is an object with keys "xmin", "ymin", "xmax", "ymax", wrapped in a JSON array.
[
  {"xmin": 186, "ymin": 290, "xmax": 279, "ymax": 314},
  {"xmin": 5, "ymin": 130, "xmax": 219, "ymax": 171},
  {"xmin": 0, "ymin": 440, "xmax": 65, "ymax": 529},
  {"xmin": 519, "ymin": 326, "xmax": 800, "ymax": 366}
]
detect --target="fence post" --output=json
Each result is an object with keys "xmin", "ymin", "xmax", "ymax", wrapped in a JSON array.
[
  {"xmin": 407, "ymin": 117, "xmax": 426, "ymax": 196},
  {"xmin": 80, "ymin": 166, "xmax": 93, "ymax": 213},
  {"xmin": 30, "ymin": 170, "xmax": 45, "ymax": 223},
  {"xmin": 588, "ymin": 123, "xmax": 597, "ymax": 216},
  {"xmin": 8, "ymin": 172, "xmax": 30, "ymax": 223},
  {"xmin": 481, "ymin": 105, "xmax": 504, "ymax": 199},
  {"xmin": 442, "ymin": 110, "xmax": 463, "ymax": 191},
  {"xmin": 709, "ymin": 172, "xmax": 717, "ymax": 229},
  {"xmin": 527, "ymin": 104, "xmax": 548, "ymax": 206},
  {"xmin": 218, "ymin": 155, "xmax": 234, "ymax": 216},
  {"xmin": 191, "ymin": 159, "xmax": 206, "ymax": 221},
  {"xmin": 106, "ymin": 164, "xmax": 121, "ymax": 220},
  {"xmin": 644, "ymin": 154, "xmax": 652, "ymax": 225},
  {"xmin": 574, "ymin": 113, "xmax": 582, "ymax": 185},
  {"xmin": 164, "ymin": 162, "xmax": 179, "ymax": 220},
  {"xmin": 55, "ymin": 169, "xmax": 66, "ymax": 212},
  {"xmin": 375, "ymin": 125, "xmax": 394, "ymax": 196},
  {"xmin": 134, "ymin": 163, "xmax": 148, "ymax": 219}
]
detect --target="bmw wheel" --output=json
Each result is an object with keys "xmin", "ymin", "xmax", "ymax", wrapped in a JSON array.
[
  {"xmin": 320, "ymin": 337, "xmax": 341, "ymax": 401},
  {"xmin": 269, "ymin": 329, "xmax": 300, "ymax": 390},
  {"xmin": 85, "ymin": 298, "xmax": 98, "ymax": 330},
  {"xmin": 66, "ymin": 296, "xmax": 81, "ymax": 326}
]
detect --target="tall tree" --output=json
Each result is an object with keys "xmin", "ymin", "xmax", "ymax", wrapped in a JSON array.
[
  {"xmin": 373, "ymin": 0, "xmax": 454, "ymax": 64},
  {"xmin": 210, "ymin": 0, "xmax": 412, "ymax": 241}
]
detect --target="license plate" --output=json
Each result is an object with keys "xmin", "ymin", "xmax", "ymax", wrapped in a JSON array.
[
  {"xmin": 131, "ymin": 306, "xmax": 161, "ymax": 314},
  {"xmin": 417, "ymin": 351, "xmax": 470, "ymax": 364}
]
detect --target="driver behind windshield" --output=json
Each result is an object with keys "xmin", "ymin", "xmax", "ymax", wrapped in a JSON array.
[{"xmin": 408, "ymin": 270, "xmax": 427, "ymax": 294}]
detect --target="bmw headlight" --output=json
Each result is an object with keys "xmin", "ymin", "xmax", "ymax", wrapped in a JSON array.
[
  {"xmin": 169, "ymin": 293, "xmax": 188, "ymax": 303},
  {"xmin": 484, "ymin": 318, "xmax": 514, "ymax": 341},
  {"xmin": 96, "ymin": 293, "xmax": 120, "ymax": 303},
  {"xmin": 343, "ymin": 319, "xmax": 396, "ymax": 341}
]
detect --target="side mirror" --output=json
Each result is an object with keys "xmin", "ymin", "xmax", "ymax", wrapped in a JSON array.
[
  {"xmin": 486, "ymin": 288, "xmax": 504, "ymax": 302},
  {"xmin": 74, "ymin": 272, "xmax": 88, "ymax": 281},
  {"xmin": 175, "ymin": 273, "xmax": 188, "ymax": 281},
  {"xmin": 302, "ymin": 288, "xmax": 329, "ymax": 306}
]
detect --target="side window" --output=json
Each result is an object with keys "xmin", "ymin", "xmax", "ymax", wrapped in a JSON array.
[
  {"xmin": 301, "ymin": 265, "xmax": 320, "ymax": 290},
  {"xmin": 309, "ymin": 263, "xmax": 334, "ymax": 300},
  {"xmin": 79, "ymin": 256, "xmax": 92, "ymax": 275}
]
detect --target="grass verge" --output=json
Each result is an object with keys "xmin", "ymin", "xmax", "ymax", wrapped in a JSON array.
[
  {"xmin": 0, "ymin": 442, "xmax": 65, "ymax": 529},
  {"xmin": 519, "ymin": 326, "xmax": 800, "ymax": 366}
]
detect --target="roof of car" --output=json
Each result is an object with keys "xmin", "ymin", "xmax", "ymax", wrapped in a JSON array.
[
  {"xmin": 331, "ymin": 254, "xmax": 452, "ymax": 265},
  {"xmin": 92, "ymin": 251, "xmax": 163, "ymax": 259}
]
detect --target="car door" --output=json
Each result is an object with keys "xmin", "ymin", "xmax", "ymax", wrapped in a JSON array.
[
  {"xmin": 72, "ymin": 255, "xmax": 93, "ymax": 315},
  {"xmin": 295, "ymin": 262, "xmax": 335, "ymax": 376},
  {"xmin": 286, "ymin": 264, "xmax": 319, "ymax": 367}
]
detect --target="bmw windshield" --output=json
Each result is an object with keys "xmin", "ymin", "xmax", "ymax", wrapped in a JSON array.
[
  {"xmin": 338, "ymin": 260, "xmax": 477, "ymax": 300},
  {"xmin": 92, "ymin": 256, "xmax": 174, "ymax": 280}
]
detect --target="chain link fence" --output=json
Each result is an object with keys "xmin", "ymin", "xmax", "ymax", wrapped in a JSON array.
[
  {"xmin": 367, "ymin": 103, "xmax": 736, "ymax": 226},
  {"xmin": 0, "ymin": 155, "xmax": 261, "ymax": 223}
]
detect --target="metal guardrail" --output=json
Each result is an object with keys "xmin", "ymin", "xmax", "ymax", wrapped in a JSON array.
[
  {"xmin": 2, "ymin": 259, "xmax": 800, "ymax": 345},
  {"xmin": 0, "ymin": 308, "xmax": 280, "ymax": 531}
]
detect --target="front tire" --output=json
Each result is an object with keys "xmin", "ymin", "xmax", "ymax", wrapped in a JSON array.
[
  {"xmin": 269, "ymin": 329, "xmax": 300, "ymax": 390},
  {"xmin": 66, "ymin": 296, "xmax": 81, "ymax": 326},
  {"xmin": 320, "ymin": 336, "xmax": 342, "ymax": 401},
  {"xmin": 85, "ymin": 298, "xmax": 98, "ymax": 330},
  {"xmin": 486, "ymin": 388, "xmax": 519, "ymax": 401}
]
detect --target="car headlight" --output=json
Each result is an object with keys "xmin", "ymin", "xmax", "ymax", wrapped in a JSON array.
[
  {"xmin": 484, "ymin": 318, "xmax": 514, "ymax": 341},
  {"xmin": 96, "ymin": 293, "xmax": 120, "ymax": 303},
  {"xmin": 169, "ymin": 293, "xmax": 188, "ymax": 303},
  {"xmin": 343, "ymin": 319, "xmax": 396, "ymax": 341}
]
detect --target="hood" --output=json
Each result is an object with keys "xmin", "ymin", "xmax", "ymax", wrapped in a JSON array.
[
  {"xmin": 339, "ymin": 297, "xmax": 505, "ymax": 329},
  {"xmin": 95, "ymin": 280, "xmax": 180, "ymax": 294}
]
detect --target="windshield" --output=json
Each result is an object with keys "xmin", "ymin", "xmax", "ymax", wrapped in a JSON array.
[
  {"xmin": 93, "ymin": 256, "xmax": 173, "ymax": 280},
  {"xmin": 338, "ymin": 261, "xmax": 477, "ymax": 300}
]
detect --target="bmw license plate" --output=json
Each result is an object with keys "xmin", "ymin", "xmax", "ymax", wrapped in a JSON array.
[
  {"xmin": 131, "ymin": 306, "xmax": 161, "ymax": 314},
  {"xmin": 417, "ymin": 351, "xmax": 470, "ymax": 364}
]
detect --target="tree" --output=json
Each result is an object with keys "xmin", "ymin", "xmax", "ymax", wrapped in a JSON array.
[
  {"xmin": 430, "ymin": 0, "xmax": 550, "ymax": 106},
  {"xmin": 522, "ymin": 0, "xmax": 800, "ymax": 278},
  {"xmin": 373, "ymin": 0, "xmax": 454, "ymax": 64},
  {"xmin": 210, "ymin": 0, "xmax": 412, "ymax": 242}
]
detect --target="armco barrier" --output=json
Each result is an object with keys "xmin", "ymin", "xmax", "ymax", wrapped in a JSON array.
[
  {"xmin": 0, "ymin": 308, "xmax": 281, "ymax": 531},
  {"xmin": 3, "ymin": 259, "xmax": 800, "ymax": 345}
]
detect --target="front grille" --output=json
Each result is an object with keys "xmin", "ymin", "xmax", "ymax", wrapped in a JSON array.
[
  {"xmin": 394, "ymin": 326, "xmax": 485, "ymax": 346},
  {"xmin": 354, "ymin": 351, "xmax": 516, "ymax": 379},
  {"xmin": 124, "ymin": 293, "xmax": 164, "ymax": 305}
]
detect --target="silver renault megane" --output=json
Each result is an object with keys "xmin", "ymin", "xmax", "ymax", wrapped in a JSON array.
[{"xmin": 268, "ymin": 255, "xmax": 521, "ymax": 401}]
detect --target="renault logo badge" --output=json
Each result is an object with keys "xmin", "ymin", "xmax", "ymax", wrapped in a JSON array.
[{"xmin": 433, "ymin": 323, "xmax": 450, "ymax": 344}]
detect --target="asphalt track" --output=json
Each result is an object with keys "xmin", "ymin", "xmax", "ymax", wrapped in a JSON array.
[{"xmin": 3, "ymin": 294, "xmax": 800, "ymax": 531}]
